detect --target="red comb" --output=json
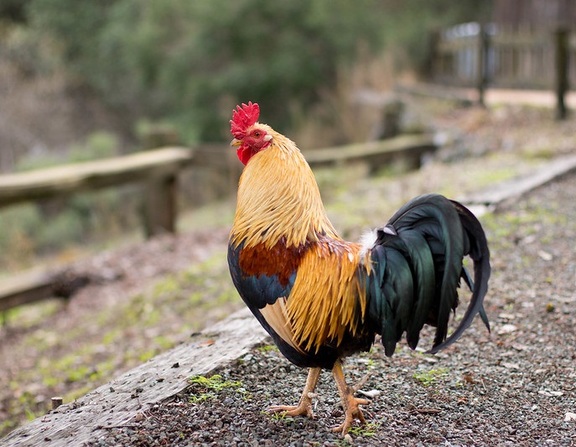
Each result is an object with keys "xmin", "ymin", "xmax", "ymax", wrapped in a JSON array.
[{"xmin": 230, "ymin": 102, "xmax": 260, "ymax": 139}]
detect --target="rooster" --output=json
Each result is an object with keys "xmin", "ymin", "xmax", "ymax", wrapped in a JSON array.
[{"xmin": 227, "ymin": 102, "xmax": 490, "ymax": 435}]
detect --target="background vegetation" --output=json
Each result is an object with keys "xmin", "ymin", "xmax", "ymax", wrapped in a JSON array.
[
  {"xmin": 0, "ymin": 1, "xmax": 490, "ymax": 271},
  {"xmin": 3, "ymin": 0, "xmax": 489, "ymax": 146}
]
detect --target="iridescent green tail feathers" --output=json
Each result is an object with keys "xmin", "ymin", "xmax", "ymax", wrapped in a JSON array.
[{"xmin": 365, "ymin": 194, "xmax": 490, "ymax": 357}]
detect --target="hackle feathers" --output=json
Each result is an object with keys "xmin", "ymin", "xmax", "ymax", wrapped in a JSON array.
[{"xmin": 230, "ymin": 130, "xmax": 338, "ymax": 250}]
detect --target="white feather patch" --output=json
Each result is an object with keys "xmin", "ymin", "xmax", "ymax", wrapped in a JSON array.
[
  {"xmin": 359, "ymin": 229, "xmax": 378, "ymax": 259},
  {"xmin": 383, "ymin": 225, "xmax": 397, "ymax": 235}
]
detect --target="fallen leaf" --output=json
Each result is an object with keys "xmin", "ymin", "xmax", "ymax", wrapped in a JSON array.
[
  {"xmin": 422, "ymin": 356, "xmax": 439, "ymax": 364},
  {"xmin": 501, "ymin": 362, "xmax": 520, "ymax": 370},
  {"xmin": 133, "ymin": 412, "xmax": 146, "ymax": 422},
  {"xmin": 537, "ymin": 250, "xmax": 553, "ymax": 261},
  {"xmin": 357, "ymin": 389, "xmax": 382, "ymax": 398},
  {"xmin": 408, "ymin": 405, "xmax": 441, "ymax": 415},
  {"xmin": 564, "ymin": 412, "xmax": 576, "ymax": 422},
  {"xmin": 511, "ymin": 343, "xmax": 529, "ymax": 351},
  {"xmin": 498, "ymin": 324, "xmax": 518, "ymax": 335},
  {"xmin": 538, "ymin": 390, "xmax": 564, "ymax": 397}
]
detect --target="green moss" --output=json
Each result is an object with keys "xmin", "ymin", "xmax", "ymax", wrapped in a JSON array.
[
  {"xmin": 188, "ymin": 374, "xmax": 242, "ymax": 392},
  {"xmin": 481, "ymin": 203, "xmax": 566, "ymax": 254},
  {"xmin": 153, "ymin": 335, "xmax": 175, "ymax": 350},
  {"xmin": 348, "ymin": 422, "xmax": 379, "ymax": 437},
  {"xmin": 187, "ymin": 374, "xmax": 244, "ymax": 404},
  {"xmin": 413, "ymin": 367, "xmax": 449, "ymax": 387},
  {"xmin": 66, "ymin": 365, "xmax": 94, "ymax": 384},
  {"xmin": 151, "ymin": 275, "xmax": 181, "ymax": 297},
  {"xmin": 3, "ymin": 300, "xmax": 64, "ymax": 331},
  {"xmin": 102, "ymin": 328, "xmax": 120, "ymax": 345},
  {"xmin": 265, "ymin": 410, "xmax": 293, "ymax": 423},
  {"xmin": 255, "ymin": 344, "xmax": 278, "ymax": 353},
  {"xmin": 469, "ymin": 167, "xmax": 518, "ymax": 188},
  {"xmin": 138, "ymin": 350, "xmax": 156, "ymax": 362}
]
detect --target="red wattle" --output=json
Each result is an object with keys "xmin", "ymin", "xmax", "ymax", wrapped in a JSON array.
[{"xmin": 237, "ymin": 145, "xmax": 253, "ymax": 165}]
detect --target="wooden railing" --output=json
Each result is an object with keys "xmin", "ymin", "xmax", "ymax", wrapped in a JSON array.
[
  {"xmin": 305, "ymin": 134, "xmax": 436, "ymax": 173},
  {"xmin": 430, "ymin": 22, "xmax": 575, "ymax": 117},
  {"xmin": 0, "ymin": 147, "xmax": 194, "ymax": 237},
  {"xmin": 0, "ymin": 135, "xmax": 437, "ymax": 314}
]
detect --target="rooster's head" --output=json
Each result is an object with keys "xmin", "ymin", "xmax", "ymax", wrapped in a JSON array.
[{"xmin": 230, "ymin": 102, "xmax": 273, "ymax": 165}]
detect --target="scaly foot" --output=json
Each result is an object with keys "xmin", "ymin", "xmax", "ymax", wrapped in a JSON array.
[
  {"xmin": 268, "ymin": 367, "xmax": 320, "ymax": 419},
  {"xmin": 331, "ymin": 393, "xmax": 369, "ymax": 434},
  {"xmin": 268, "ymin": 398, "xmax": 314, "ymax": 418},
  {"xmin": 331, "ymin": 360, "xmax": 370, "ymax": 435}
]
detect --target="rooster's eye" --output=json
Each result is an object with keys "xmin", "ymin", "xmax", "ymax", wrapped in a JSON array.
[{"xmin": 253, "ymin": 131, "xmax": 261, "ymax": 137}]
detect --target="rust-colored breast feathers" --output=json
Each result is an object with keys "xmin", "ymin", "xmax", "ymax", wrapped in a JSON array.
[{"xmin": 238, "ymin": 238, "xmax": 310, "ymax": 286}]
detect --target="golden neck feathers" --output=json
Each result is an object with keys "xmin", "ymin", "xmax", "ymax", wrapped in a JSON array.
[{"xmin": 231, "ymin": 131, "xmax": 338, "ymax": 249}]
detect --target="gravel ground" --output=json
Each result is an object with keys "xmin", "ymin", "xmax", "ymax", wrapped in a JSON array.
[
  {"xmin": 83, "ymin": 172, "xmax": 576, "ymax": 446},
  {"xmin": 3, "ymin": 101, "xmax": 576, "ymax": 444},
  {"xmin": 0, "ymin": 228, "xmax": 235, "ymax": 436}
]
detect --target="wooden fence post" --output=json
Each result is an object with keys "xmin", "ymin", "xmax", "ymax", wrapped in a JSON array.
[
  {"xmin": 425, "ymin": 29, "xmax": 440, "ymax": 80},
  {"xmin": 143, "ymin": 174, "xmax": 178, "ymax": 238},
  {"xmin": 139, "ymin": 126, "xmax": 183, "ymax": 237},
  {"xmin": 554, "ymin": 28, "xmax": 569, "ymax": 120},
  {"xmin": 477, "ymin": 23, "xmax": 490, "ymax": 107}
]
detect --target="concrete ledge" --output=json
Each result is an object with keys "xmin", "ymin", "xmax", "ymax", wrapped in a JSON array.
[
  {"xmin": 461, "ymin": 154, "xmax": 576, "ymax": 217},
  {"xmin": 2, "ymin": 309, "xmax": 267, "ymax": 447}
]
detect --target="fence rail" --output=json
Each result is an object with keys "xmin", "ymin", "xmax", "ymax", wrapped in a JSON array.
[
  {"xmin": 0, "ymin": 147, "xmax": 194, "ymax": 237},
  {"xmin": 0, "ymin": 135, "xmax": 437, "ymax": 315},
  {"xmin": 430, "ymin": 22, "xmax": 575, "ymax": 117}
]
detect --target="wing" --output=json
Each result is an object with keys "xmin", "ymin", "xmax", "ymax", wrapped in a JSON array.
[
  {"xmin": 227, "ymin": 239, "xmax": 369, "ymax": 369},
  {"xmin": 228, "ymin": 241, "xmax": 321, "ymax": 367}
]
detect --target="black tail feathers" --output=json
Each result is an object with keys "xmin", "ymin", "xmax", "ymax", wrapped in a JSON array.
[{"xmin": 366, "ymin": 194, "xmax": 490, "ymax": 357}]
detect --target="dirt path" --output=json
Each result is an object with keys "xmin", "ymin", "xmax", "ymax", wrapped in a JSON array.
[
  {"xmin": 82, "ymin": 170, "xmax": 576, "ymax": 447},
  {"xmin": 405, "ymin": 83, "xmax": 576, "ymax": 109}
]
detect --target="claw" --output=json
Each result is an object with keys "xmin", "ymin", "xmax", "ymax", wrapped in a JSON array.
[
  {"xmin": 331, "ymin": 394, "xmax": 369, "ymax": 434},
  {"xmin": 268, "ymin": 367, "xmax": 320, "ymax": 420},
  {"xmin": 332, "ymin": 360, "xmax": 371, "ymax": 436},
  {"xmin": 265, "ymin": 363, "xmax": 373, "ymax": 436},
  {"xmin": 268, "ymin": 401, "xmax": 314, "ymax": 418}
]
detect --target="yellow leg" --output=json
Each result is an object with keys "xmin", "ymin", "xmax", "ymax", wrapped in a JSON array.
[
  {"xmin": 268, "ymin": 367, "xmax": 321, "ymax": 418},
  {"xmin": 331, "ymin": 360, "xmax": 369, "ymax": 435}
]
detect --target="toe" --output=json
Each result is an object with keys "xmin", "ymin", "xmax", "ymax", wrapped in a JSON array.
[{"xmin": 268, "ymin": 403, "xmax": 314, "ymax": 418}]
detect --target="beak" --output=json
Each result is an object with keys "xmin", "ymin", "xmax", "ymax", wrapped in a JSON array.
[{"xmin": 230, "ymin": 138, "xmax": 242, "ymax": 147}]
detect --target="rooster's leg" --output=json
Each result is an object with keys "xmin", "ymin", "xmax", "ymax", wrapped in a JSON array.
[
  {"xmin": 268, "ymin": 367, "xmax": 321, "ymax": 418},
  {"xmin": 331, "ymin": 360, "xmax": 369, "ymax": 435}
]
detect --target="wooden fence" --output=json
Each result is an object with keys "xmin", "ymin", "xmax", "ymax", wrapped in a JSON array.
[
  {"xmin": 430, "ymin": 22, "xmax": 575, "ymax": 117},
  {"xmin": 0, "ymin": 135, "xmax": 437, "ymax": 314},
  {"xmin": 0, "ymin": 147, "xmax": 195, "ymax": 237}
]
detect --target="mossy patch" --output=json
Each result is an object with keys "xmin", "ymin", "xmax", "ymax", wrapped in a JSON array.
[{"xmin": 413, "ymin": 367, "xmax": 450, "ymax": 387}]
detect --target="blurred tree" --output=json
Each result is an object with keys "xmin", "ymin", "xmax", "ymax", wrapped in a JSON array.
[
  {"xmin": 0, "ymin": 0, "xmax": 31, "ymax": 23},
  {"xmin": 26, "ymin": 0, "xmax": 116, "ymax": 76},
  {"xmin": 24, "ymin": 0, "xmax": 488, "ymax": 144}
]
